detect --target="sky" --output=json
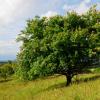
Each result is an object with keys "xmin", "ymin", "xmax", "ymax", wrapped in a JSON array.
[{"xmin": 0, "ymin": 0, "xmax": 100, "ymax": 61}]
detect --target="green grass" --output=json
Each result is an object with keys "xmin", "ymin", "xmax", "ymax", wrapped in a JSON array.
[
  {"xmin": 90, "ymin": 67, "xmax": 100, "ymax": 73},
  {"xmin": 0, "ymin": 74, "xmax": 100, "ymax": 100}
]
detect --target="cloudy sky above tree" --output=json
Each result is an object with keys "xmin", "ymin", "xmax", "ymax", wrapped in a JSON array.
[{"xmin": 0, "ymin": 0, "xmax": 99, "ymax": 61}]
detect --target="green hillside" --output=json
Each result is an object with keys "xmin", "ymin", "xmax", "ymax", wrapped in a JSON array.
[{"xmin": 0, "ymin": 73, "xmax": 100, "ymax": 100}]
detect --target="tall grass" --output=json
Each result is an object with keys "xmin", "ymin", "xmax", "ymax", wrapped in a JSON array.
[{"xmin": 0, "ymin": 74, "xmax": 100, "ymax": 100}]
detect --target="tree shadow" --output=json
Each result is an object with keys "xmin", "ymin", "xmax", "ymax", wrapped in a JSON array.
[
  {"xmin": 31, "ymin": 82, "xmax": 66, "ymax": 97},
  {"xmin": 46, "ymin": 82, "xmax": 66, "ymax": 90},
  {"xmin": 76, "ymin": 74, "xmax": 100, "ymax": 83},
  {"xmin": 26, "ymin": 74, "xmax": 100, "ymax": 97},
  {"xmin": 0, "ymin": 79, "xmax": 12, "ymax": 83},
  {"xmin": 40, "ymin": 74, "xmax": 100, "ymax": 92}
]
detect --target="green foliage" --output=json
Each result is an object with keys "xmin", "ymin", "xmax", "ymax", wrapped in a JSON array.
[
  {"xmin": 0, "ymin": 64, "xmax": 14, "ymax": 80},
  {"xmin": 17, "ymin": 6, "xmax": 100, "ymax": 85}
]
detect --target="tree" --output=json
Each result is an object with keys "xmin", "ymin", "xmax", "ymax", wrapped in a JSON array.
[{"xmin": 17, "ymin": 6, "xmax": 100, "ymax": 85}]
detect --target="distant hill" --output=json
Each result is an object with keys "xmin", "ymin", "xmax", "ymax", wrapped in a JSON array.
[
  {"xmin": 0, "ymin": 61, "xmax": 7, "ymax": 64},
  {"xmin": 0, "ymin": 61, "xmax": 8, "ymax": 66},
  {"xmin": 0, "ymin": 60, "xmax": 15, "ymax": 66}
]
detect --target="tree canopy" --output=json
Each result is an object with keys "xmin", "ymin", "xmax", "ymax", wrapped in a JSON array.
[{"xmin": 17, "ymin": 6, "xmax": 100, "ymax": 85}]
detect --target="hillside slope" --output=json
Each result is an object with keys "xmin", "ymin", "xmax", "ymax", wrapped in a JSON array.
[{"xmin": 0, "ymin": 74, "xmax": 100, "ymax": 100}]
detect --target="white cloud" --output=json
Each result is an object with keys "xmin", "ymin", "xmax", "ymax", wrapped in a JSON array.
[
  {"xmin": 0, "ymin": 49, "xmax": 17, "ymax": 55},
  {"xmin": 63, "ymin": 0, "xmax": 92, "ymax": 14},
  {"xmin": 0, "ymin": 40, "xmax": 16, "ymax": 47},
  {"xmin": 0, "ymin": 39, "xmax": 20, "ymax": 55},
  {"xmin": 0, "ymin": 0, "xmax": 21, "ymax": 25},
  {"xmin": 41, "ymin": 11, "xmax": 57, "ymax": 18},
  {"xmin": 0, "ymin": 0, "xmax": 36, "ymax": 26},
  {"xmin": 97, "ymin": 3, "xmax": 100, "ymax": 10},
  {"xmin": 84, "ymin": 0, "xmax": 91, "ymax": 4},
  {"xmin": 0, "ymin": 0, "xmax": 60, "ymax": 26}
]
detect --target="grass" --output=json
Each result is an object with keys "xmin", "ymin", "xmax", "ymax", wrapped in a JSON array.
[{"xmin": 0, "ymin": 73, "xmax": 100, "ymax": 100}]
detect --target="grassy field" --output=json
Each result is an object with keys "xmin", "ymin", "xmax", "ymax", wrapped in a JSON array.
[{"xmin": 0, "ymin": 73, "xmax": 100, "ymax": 100}]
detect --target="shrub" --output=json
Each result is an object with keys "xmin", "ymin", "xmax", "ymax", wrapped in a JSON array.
[{"xmin": 0, "ymin": 64, "xmax": 14, "ymax": 80}]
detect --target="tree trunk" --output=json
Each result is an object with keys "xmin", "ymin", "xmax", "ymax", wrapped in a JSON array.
[{"xmin": 66, "ymin": 74, "xmax": 72, "ymax": 86}]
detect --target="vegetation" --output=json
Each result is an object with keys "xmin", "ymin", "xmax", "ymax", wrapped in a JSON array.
[
  {"xmin": 0, "ymin": 73, "xmax": 100, "ymax": 100},
  {"xmin": 0, "ymin": 5, "xmax": 100, "ymax": 100},
  {"xmin": 17, "ymin": 6, "xmax": 100, "ymax": 85},
  {"xmin": 0, "ymin": 62, "xmax": 14, "ymax": 80}
]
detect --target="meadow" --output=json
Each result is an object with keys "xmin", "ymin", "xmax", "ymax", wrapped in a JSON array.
[{"xmin": 0, "ymin": 73, "xmax": 100, "ymax": 100}]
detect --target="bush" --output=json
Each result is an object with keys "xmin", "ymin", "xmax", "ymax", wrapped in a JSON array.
[{"xmin": 0, "ymin": 64, "xmax": 14, "ymax": 80}]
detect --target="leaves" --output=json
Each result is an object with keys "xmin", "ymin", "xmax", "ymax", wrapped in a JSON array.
[{"xmin": 17, "ymin": 6, "xmax": 100, "ymax": 80}]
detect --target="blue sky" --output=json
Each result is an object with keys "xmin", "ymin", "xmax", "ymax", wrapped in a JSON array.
[{"xmin": 0, "ymin": 0, "xmax": 100, "ymax": 61}]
